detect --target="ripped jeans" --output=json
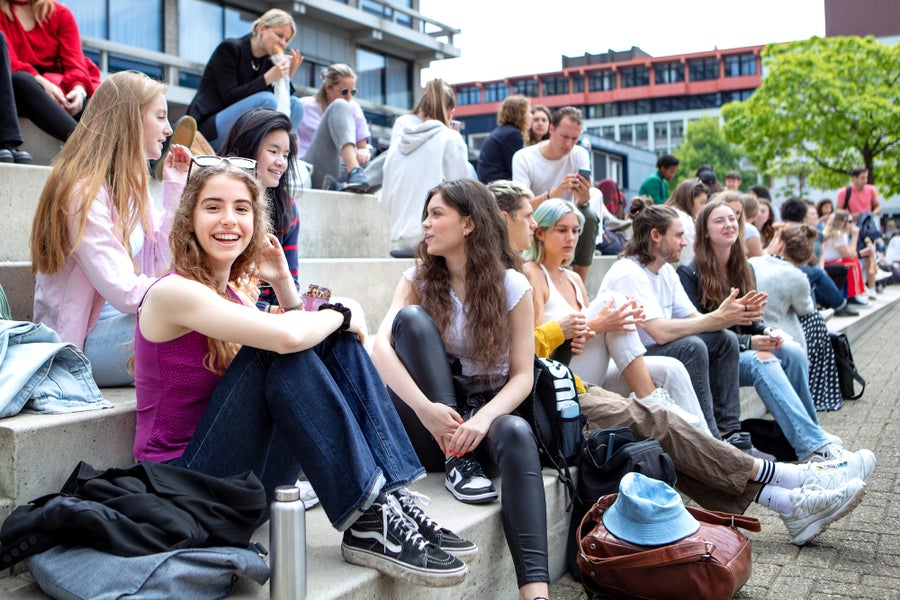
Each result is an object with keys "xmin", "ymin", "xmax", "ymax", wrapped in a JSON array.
[{"xmin": 738, "ymin": 341, "xmax": 830, "ymax": 459}]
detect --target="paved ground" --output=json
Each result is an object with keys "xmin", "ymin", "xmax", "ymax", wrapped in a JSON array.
[{"xmin": 550, "ymin": 303, "xmax": 900, "ymax": 599}]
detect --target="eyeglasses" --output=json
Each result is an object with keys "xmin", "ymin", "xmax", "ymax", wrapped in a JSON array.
[
  {"xmin": 340, "ymin": 88, "xmax": 358, "ymax": 97},
  {"xmin": 187, "ymin": 155, "xmax": 257, "ymax": 179}
]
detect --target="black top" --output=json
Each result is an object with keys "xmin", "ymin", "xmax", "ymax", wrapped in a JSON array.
[
  {"xmin": 476, "ymin": 123, "xmax": 523, "ymax": 184},
  {"xmin": 186, "ymin": 34, "xmax": 276, "ymax": 140}
]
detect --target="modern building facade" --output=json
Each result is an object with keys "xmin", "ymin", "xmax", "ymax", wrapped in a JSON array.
[{"xmin": 62, "ymin": 0, "xmax": 460, "ymax": 144}]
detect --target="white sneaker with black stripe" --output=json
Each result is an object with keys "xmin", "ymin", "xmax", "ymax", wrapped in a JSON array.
[
  {"xmin": 341, "ymin": 493, "xmax": 468, "ymax": 587},
  {"xmin": 444, "ymin": 455, "xmax": 498, "ymax": 504}
]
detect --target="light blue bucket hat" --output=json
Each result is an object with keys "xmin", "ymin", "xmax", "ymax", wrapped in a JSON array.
[{"xmin": 602, "ymin": 472, "xmax": 700, "ymax": 546}]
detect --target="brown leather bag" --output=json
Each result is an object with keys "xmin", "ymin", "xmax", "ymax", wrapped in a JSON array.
[{"xmin": 576, "ymin": 493, "xmax": 761, "ymax": 600}]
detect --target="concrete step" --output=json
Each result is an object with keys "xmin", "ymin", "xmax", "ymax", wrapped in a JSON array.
[
  {"xmin": 0, "ymin": 465, "xmax": 571, "ymax": 600},
  {"xmin": 0, "ymin": 388, "xmax": 136, "ymax": 522},
  {"xmin": 17, "ymin": 120, "xmax": 63, "ymax": 167},
  {"xmin": 0, "ymin": 164, "xmax": 393, "ymax": 262}
]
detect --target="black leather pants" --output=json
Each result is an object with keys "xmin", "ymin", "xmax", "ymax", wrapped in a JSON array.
[{"xmin": 389, "ymin": 305, "xmax": 550, "ymax": 586}]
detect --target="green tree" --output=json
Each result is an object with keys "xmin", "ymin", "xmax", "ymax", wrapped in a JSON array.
[
  {"xmin": 722, "ymin": 36, "xmax": 900, "ymax": 196},
  {"xmin": 672, "ymin": 116, "xmax": 752, "ymax": 188}
]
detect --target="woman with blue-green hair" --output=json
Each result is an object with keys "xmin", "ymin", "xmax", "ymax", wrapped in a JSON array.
[{"xmin": 522, "ymin": 198, "xmax": 710, "ymax": 433}]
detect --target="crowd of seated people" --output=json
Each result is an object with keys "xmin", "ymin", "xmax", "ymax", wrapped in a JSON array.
[{"xmin": 3, "ymin": 4, "xmax": 890, "ymax": 596}]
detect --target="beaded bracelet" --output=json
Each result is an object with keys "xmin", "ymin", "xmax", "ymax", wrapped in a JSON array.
[{"xmin": 318, "ymin": 302, "xmax": 352, "ymax": 332}]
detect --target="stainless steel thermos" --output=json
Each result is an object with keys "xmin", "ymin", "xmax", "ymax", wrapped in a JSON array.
[{"xmin": 270, "ymin": 485, "xmax": 307, "ymax": 599}]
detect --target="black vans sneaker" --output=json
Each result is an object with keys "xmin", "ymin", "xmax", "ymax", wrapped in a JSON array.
[
  {"xmin": 444, "ymin": 455, "xmax": 498, "ymax": 504},
  {"xmin": 393, "ymin": 488, "xmax": 479, "ymax": 561},
  {"xmin": 341, "ymin": 493, "xmax": 468, "ymax": 587}
]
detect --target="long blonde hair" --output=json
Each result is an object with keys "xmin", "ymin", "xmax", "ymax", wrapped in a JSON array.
[
  {"xmin": 1, "ymin": 0, "xmax": 55, "ymax": 23},
  {"xmin": 31, "ymin": 71, "xmax": 164, "ymax": 275},
  {"xmin": 169, "ymin": 165, "xmax": 269, "ymax": 374}
]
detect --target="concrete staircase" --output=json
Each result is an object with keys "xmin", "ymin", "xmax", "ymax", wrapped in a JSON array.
[{"xmin": 1, "ymin": 160, "xmax": 897, "ymax": 598}]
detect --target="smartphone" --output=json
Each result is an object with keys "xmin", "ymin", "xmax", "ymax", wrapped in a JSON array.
[
  {"xmin": 578, "ymin": 168, "xmax": 592, "ymax": 182},
  {"xmin": 450, "ymin": 119, "xmax": 462, "ymax": 131}
]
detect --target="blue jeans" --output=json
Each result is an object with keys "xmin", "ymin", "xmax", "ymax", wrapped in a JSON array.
[
  {"xmin": 644, "ymin": 330, "xmax": 740, "ymax": 436},
  {"xmin": 738, "ymin": 342, "xmax": 828, "ymax": 458},
  {"xmin": 172, "ymin": 333, "xmax": 424, "ymax": 531},
  {"xmin": 210, "ymin": 91, "xmax": 304, "ymax": 151},
  {"xmin": 82, "ymin": 303, "xmax": 136, "ymax": 387},
  {"xmin": 798, "ymin": 264, "xmax": 846, "ymax": 309}
]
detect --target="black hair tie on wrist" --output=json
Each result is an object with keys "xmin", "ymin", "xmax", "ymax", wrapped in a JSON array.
[{"xmin": 318, "ymin": 302, "xmax": 352, "ymax": 332}]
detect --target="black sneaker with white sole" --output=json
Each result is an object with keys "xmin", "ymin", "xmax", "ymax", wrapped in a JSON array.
[
  {"xmin": 393, "ymin": 488, "xmax": 479, "ymax": 561},
  {"xmin": 341, "ymin": 493, "xmax": 468, "ymax": 587},
  {"xmin": 445, "ymin": 455, "xmax": 498, "ymax": 504}
]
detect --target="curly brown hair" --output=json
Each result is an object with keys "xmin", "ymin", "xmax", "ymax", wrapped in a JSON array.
[
  {"xmin": 413, "ymin": 179, "xmax": 522, "ymax": 374},
  {"xmin": 169, "ymin": 165, "xmax": 269, "ymax": 373},
  {"xmin": 497, "ymin": 94, "xmax": 531, "ymax": 135}
]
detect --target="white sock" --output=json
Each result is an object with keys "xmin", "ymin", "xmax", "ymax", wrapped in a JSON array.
[
  {"xmin": 755, "ymin": 484, "xmax": 794, "ymax": 516},
  {"xmin": 751, "ymin": 460, "xmax": 804, "ymax": 490}
]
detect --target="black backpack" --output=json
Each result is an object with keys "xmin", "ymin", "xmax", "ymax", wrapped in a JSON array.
[
  {"xmin": 829, "ymin": 331, "xmax": 865, "ymax": 400},
  {"xmin": 516, "ymin": 357, "xmax": 586, "ymax": 499},
  {"xmin": 564, "ymin": 426, "xmax": 677, "ymax": 578}
]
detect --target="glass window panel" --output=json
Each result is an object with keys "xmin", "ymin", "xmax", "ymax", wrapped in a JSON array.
[
  {"xmin": 621, "ymin": 66, "xmax": 649, "ymax": 88},
  {"xmin": 457, "ymin": 85, "xmax": 481, "ymax": 106},
  {"xmin": 634, "ymin": 123, "xmax": 648, "ymax": 147},
  {"xmin": 356, "ymin": 48, "xmax": 385, "ymax": 104},
  {"xmin": 689, "ymin": 58, "xmax": 720, "ymax": 81},
  {"xmin": 484, "ymin": 82, "xmax": 508, "ymax": 103},
  {"xmin": 601, "ymin": 126, "xmax": 616, "ymax": 140},
  {"xmin": 620, "ymin": 124, "xmax": 634, "ymax": 145},
  {"xmin": 62, "ymin": 0, "xmax": 105, "ymax": 39},
  {"xmin": 588, "ymin": 71, "xmax": 616, "ymax": 92},
  {"xmin": 572, "ymin": 74, "xmax": 584, "ymax": 93},
  {"xmin": 110, "ymin": 0, "xmax": 161, "ymax": 51},
  {"xmin": 654, "ymin": 121, "xmax": 668, "ymax": 146},
  {"xmin": 385, "ymin": 55, "xmax": 411, "ymax": 108},
  {"xmin": 179, "ymin": 0, "xmax": 223, "ymax": 63},
  {"xmin": 224, "ymin": 6, "xmax": 256, "ymax": 40},
  {"xmin": 512, "ymin": 79, "xmax": 538, "ymax": 97}
]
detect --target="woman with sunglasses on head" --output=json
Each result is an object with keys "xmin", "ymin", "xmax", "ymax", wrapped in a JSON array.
[
  {"xmin": 30, "ymin": 70, "xmax": 190, "ymax": 386},
  {"xmin": 297, "ymin": 63, "xmax": 371, "ymax": 190},
  {"xmin": 185, "ymin": 8, "xmax": 304, "ymax": 152},
  {"xmin": 134, "ymin": 163, "xmax": 472, "ymax": 587}
]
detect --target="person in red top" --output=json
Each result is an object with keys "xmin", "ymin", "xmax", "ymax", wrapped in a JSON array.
[
  {"xmin": 837, "ymin": 167, "xmax": 881, "ymax": 219},
  {"xmin": 0, "ymin": 0, "xmax": 99, "ymax": 142}
]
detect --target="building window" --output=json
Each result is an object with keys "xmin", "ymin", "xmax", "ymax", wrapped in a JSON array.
[
  {"xmin": 68, "ymin": 0, "xmax": 164, "ymax": 52},
  {"xmin": 654, "ymin": 121, "xmax": 668, "ymax": 149},
  {"xmin": 688, "ymin": 58, "xmax": 720, "ymax": 81},
  {"xmin": 721, "ymin": 89, "xmax": 755, "ymax": 104},
  {"xmin": 600, "ymin": 125, "xmax": 616, "ymax": 140},
  {"xmin": 634, "ymin": 123, "xmax": 648, "ymax": 147},
  {"xmin": 356, "ymin": 47, "xmax": 413, "ymax": 108},
  {"xmin": 572, "ymin": 74, "xmax": 585, "ymax": 93},
  {"xmin": 483, "ymin": 82, "xmax": 508, "ymax": 103},
  {"xmin": 588, "ymin": 71, "xmax": 617, "ymax": 92},
  {"xmin": 361, "ymin": 0, "xmax": 412, "ymax": 27},
  {"xmin": 542, "ymin": 76, "xmax": 570, "ymax": 96},
  {"xmin": 620, "ymin": 124, "xmax": 633, "ymax": 145},
  {"xmin": 511, "ymin": 79, "xmax": 539, "ymax": 97},
  {"xmin": 669, "ymin": 120, "xmax": 684, "ymax": 148},
  {"xmin": 654, "ymin": 62, "xmax": 684, "ymax": 84},
  {"xmin": 620, "ymin": 66, "xmax": 649, "ymax": 88},
  {"xmin": 724, "ymin": 54, "xmax": 757, "ymax": 77},
  {"xmin": 457, "ymin": 85, "xmax": 482, "ymax": 106}
]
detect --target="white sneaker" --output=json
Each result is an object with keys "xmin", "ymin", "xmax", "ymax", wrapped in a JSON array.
[
  {"xmin": 782, "ymin": 478, "xmax": 866, "ymax": 545},
  {"xmin": 294, "ymin": 479, "xmax": 320, "ymax": 509},
  {"xmin": 801, "ymin": 448, "xmax": 876, "ymax": 488}
]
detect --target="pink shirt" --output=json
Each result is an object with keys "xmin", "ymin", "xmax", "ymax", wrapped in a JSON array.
[
  {"xmin": 33, "ymin": 181, "xmax": 183, "ymax": 349},
  {"xmin": 837, "ymin": 184, "xmax": 878, "ymax": 217}
]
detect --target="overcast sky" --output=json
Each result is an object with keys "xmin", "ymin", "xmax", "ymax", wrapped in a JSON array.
[{"xmin": 419, "ymin": 0, "xmax": 826, "ymax": 84}]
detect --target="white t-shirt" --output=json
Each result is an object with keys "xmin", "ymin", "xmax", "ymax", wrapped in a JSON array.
[
  {"xmin": 511, "ymin": 143, "xmax": 590, "ymax": 202},
  {"xmin": 821, "ymin": 233, "xmax": 850, "ymax": 263},
  {"xmin": 404, "ymin": 267, "xmax": 531, "ymax": 376},
  {"xmin": 600, "ymin": 256, "xmax": 697, "ymax": 347}
]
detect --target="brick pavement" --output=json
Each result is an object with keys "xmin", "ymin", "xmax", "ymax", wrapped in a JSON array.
[{"xmin": 551, "ymin": 303, "xmax": 900, "ymax": 600}]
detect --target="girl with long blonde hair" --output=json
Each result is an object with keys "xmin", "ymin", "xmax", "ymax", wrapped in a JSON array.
[{"xmin": 30, "ymin": 70, "xmax": 190, "ymax": 385}]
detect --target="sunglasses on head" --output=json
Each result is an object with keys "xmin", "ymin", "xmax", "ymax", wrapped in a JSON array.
[{"xmin": 187, "ymin": 155, "xmax": 257, "ymax": 179}]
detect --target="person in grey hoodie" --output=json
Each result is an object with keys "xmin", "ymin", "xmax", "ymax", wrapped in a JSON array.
[{"xmin": 379, "ymin": 79, "xmax": 469, "ymax": 257}]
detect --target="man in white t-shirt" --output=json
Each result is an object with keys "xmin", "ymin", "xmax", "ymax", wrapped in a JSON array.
[
  {"xmin": 600, "ymin": 203, "xmax": 767, "ymax": 441},
  {"xmin": 512, "ymin": 106, "xmax": 598, "ymax": 281}
]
